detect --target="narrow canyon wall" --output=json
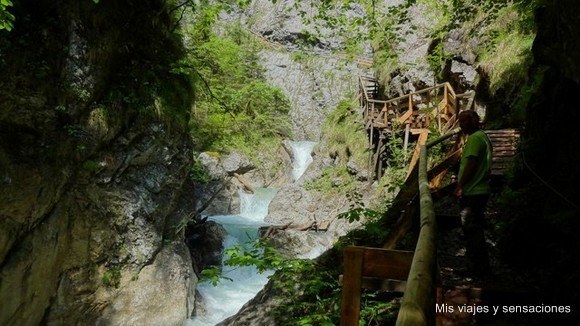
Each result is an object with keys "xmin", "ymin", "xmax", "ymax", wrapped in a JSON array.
[{"xmin": 0, "ymin": 0, "xmax": 196, "ymax": 324}]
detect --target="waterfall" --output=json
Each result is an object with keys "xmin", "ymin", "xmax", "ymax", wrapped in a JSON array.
[
  {"xmin": 189, "ymin": 188, "xmax": 277, "ymax": 326},
  {"xmin": 290, "ymin": 141, "xmax": 317, "ymax": 181}
]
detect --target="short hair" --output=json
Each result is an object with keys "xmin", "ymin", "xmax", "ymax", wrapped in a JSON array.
[{"xmin": 458, "ymin": 110, "xmax": 480, "ymax": 124}]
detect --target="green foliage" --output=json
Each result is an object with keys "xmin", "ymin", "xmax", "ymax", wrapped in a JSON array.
[
  {"xmin": 197, "ymin": 208, "xmax": 400, "ymax": 324},
  {"xmin": 303, "ymin": 98, "xmax": 368, "ymax": 195},
  {"xmin": 303, "ymin": 165, "xmax": 357, "ymax": 195},
  {"xmin": 511, "ymin": 66, "xmax": 547, "ymax": 124},
  {"xmin": 0, "ymin": 0, "xmax": 15, "ymax": 31},
  {"xmin": 102, "ymin": 266, "xmax": 121, "ymax": 288},
  {"xmin": 451, "ymin": 0, "xmax": 538, "ymax": 97},
  {"xmin": 337, "ymin": 192, "xmax": 381, "ymax": 223},
  {"xmin": 199, "ymin": 266, "xmax": 233, "ymax": 286},
  {"xmin": 189, "ymin": 158, "xmax": 210, "ymax": 184},
  {"xmin": 176, "ymin": 14, "xmax": 292, "ymax": 155},
  {"xmin": 322, "ymin": 99, "xmax": 368, "ymax": 168},
  {"xmin": 225, "ymin": 238, "xmax": 287, "ymax": 272},
  {"xmin": 478, "ymin": 6, "xmax": 535, "ymax": 95}
]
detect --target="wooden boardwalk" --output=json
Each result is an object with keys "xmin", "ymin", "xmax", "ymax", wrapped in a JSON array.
[
  {"xmin": 359, "ymin": 76, "xmax": 517, "ymax": 180},
  {"xmin": 339, "ymin": 77, "xmax": 521, "ymax": 326}
]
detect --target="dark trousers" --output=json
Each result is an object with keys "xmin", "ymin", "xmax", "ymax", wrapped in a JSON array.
[{"xmin": 460, "ymin": 194, "xmax": 491, "ymax": 273}]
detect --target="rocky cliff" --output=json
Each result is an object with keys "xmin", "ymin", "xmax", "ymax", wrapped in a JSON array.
[{"xmin": 0, "ymin": 0, "xmax": 196, "ymax": 324}]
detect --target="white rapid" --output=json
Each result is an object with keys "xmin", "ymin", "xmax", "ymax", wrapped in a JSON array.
[
  {"xmin": 290, "ymin": 140, "xmax": 317, "ymax": 181},
  {"xmin": 190, "ymin": 188, "xmax": 277, "ymax": 326}
]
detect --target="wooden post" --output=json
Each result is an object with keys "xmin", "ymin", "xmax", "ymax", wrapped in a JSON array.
[
  {"xmin": 341, "ymin": 247, "xmax": 364, "ymax": 326},
  {"xmin": 369, "ymin": 126, "xmax": 375, "ymax": 181},
  {"xmin": 340, "ymin": 247, "xmax": 415, "ymax": 325},
  {"xmin": 377, "ymin": 136, "xmax": 384, "ymax": 181},
  {"xmin": 403, "ymin": 124, "xmax": 410, "ymax": 152}
]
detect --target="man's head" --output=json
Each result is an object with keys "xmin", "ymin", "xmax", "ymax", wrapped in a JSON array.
[{"xmin": 458, "ymin": 110, "xmax": 480, "ymax": 134}]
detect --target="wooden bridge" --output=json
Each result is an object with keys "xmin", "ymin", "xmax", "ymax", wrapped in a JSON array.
[
  {"xmin": 359, "ymin": 75, "xmax": 477, "ymax": 181},
  {"xmin": 339, "ymin": 77, "xmax": 520, "ymax": 325}
]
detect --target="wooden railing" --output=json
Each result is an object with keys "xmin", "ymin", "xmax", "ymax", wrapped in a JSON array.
[
  {"xmin": 360, "ymin": 76, "xmax": 472, "ymax": 182},
  {"xmin": 394, "ymin": 129, "xmax": 460, "ymax": 325},
  {"xmin": 360, "ymin": 80, "xmax": 460, "ymax": 134},
  {"xmin": 340, "ymin": 129, "xmax": 461, "ymax": 326}
]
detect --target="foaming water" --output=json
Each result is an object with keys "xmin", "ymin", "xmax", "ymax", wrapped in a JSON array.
[
  {"xmin": 188, "ymin": 188, "xmax": 277, "ymax": 325},
  {"xmin": 290, "ymin": 141, "xmax": 317, "ymax": 181}
]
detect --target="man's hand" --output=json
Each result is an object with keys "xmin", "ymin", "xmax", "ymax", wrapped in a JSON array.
[{"xmin": 454, "ymin": 185, "xmax": 463, "ymax": 199}]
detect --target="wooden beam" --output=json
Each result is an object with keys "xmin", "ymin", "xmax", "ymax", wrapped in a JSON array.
[
  {"xmin": 406, "ymin": 131, "xmax": 428, "ymax": 179},
  {"xmin": 361, "ymin": 248, "xmax": 414, "ymax": 280},
  {"xmin": 398, "ymin": 108, "xmax": 414, "ymax": 125},
  {"xmin": 341, "ymin": 247, "xmax": 364, "ymax": 326}
]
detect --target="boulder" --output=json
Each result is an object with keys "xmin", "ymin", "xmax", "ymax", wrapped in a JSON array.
[{"xmin": 222, "ymin": 151, "xmax": 255, "ymax": 175}]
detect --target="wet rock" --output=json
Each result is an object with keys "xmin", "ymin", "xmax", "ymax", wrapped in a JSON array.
[{"xmin": 266, "ymin": 185, "xmax": 313, "ymax": 226}]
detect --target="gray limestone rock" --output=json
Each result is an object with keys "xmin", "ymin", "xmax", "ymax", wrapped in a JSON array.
[
  {"xmin": 222, "ymin": 151, "xmax": 255, "ymax": 175},
  {"xmin": 96, "ymin": 243, "xmax": 196, "ymax": 325}
]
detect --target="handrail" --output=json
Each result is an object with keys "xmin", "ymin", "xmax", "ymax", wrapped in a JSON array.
[
  {"xmin": 426, "ymin": 128, "xmax": 460, "ymax": 148},
  {"xmin": 360, "ymin": 80, "xmax": 458, "ymax": 134},
  {"xmin": 394, "ymin": 129, "xmax": 460, "ymax": 325},
  {"xmin": 342, "ymin": 77, "xmax": 470, "ymax": 325},
  {"xmin": 395, "ymin": 144, "xmax": 437, "ymax": 325},
  {"xmin": 339, "ymin": 129, "xmax": 462, "ymax": 326}
]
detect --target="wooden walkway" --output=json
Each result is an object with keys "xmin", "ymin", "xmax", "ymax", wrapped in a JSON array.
[
  {"xmin": 339, "ymin": 77, "xmax": 520, "ymax": 325},
  {"xmin": 360, "ymin": 76, "xmax": 518, "ymax": 180},
  {"xmin": 360, "ymin": 76, "xmax": 476, "ymax": 181}
]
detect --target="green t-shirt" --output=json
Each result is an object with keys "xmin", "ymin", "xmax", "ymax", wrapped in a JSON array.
[{"xmin": 458, "ymin": 130, "xmax": 492, "ymax": 196}]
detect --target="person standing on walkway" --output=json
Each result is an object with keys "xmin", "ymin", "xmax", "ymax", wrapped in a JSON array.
[{"xmin": 454, "ymin": 110, "xmax": 493, "ymax": 275}]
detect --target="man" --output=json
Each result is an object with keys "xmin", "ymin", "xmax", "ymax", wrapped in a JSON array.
[{"xmin": 454, "ymin": 110, "xmax": 492, "ymax": 275}]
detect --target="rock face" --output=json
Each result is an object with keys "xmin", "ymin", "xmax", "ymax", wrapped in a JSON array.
[
  {"xmin": 220, "ymin": 0, "xmax": 370, "ymax": 141},
  {"xmin": 96, "ymin": 243, "xmax": 196, "ymax": 326},
  {"xmin": 258, "ymin": 51, "xmax": 364, "ymax": 140},
  {"xmin": 0, "ymin": 1, "xmax": 196, "ymax": 324}
]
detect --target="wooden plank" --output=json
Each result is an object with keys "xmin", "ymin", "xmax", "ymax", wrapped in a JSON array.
[
  {"xmin": 361, "ymin": 248, "xmax": 414, "ymax": 280},
  {"xmin": 491, "ymin": 145, "xmax": 518, "ymax": 150},
  {"xmin": 398, "ymin": 108, "xmax": 414, "ymax": 124},
  {"xmin": 488, "ymin": 134, "xmax": 520, "ymax": 138},
  {"xmin": 442, "ymin": 115, "xmax": 457, "ymax": 133},
  {"xmin": 338, "ymin": 275, "xmax": 407, "ymax": 292},
  {"xmin": 340, "ymin": 247, "xmax": 364, "ymax": 326},
  {"xmin": 427, "ymin": 149, "xmax": 462, "ymax": 180},
  {"xmin": 485, "ymin": 129, "xmax": 519, "ymax": 134},
  {"xmin": 492, "ymin": 156, "xmax": 515, "ymax": 162},
  {"xmin": 493, "ymin": 150, "xmax": 516, "ymax": 156},
  {"xmin": 410, "ymin": 128, "xmax": 430, "ymax": 135}
]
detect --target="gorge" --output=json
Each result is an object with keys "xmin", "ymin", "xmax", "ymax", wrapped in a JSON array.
[{"xmin": 2, "ymin": 0, "xmax": 579, "ymax": 325}]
